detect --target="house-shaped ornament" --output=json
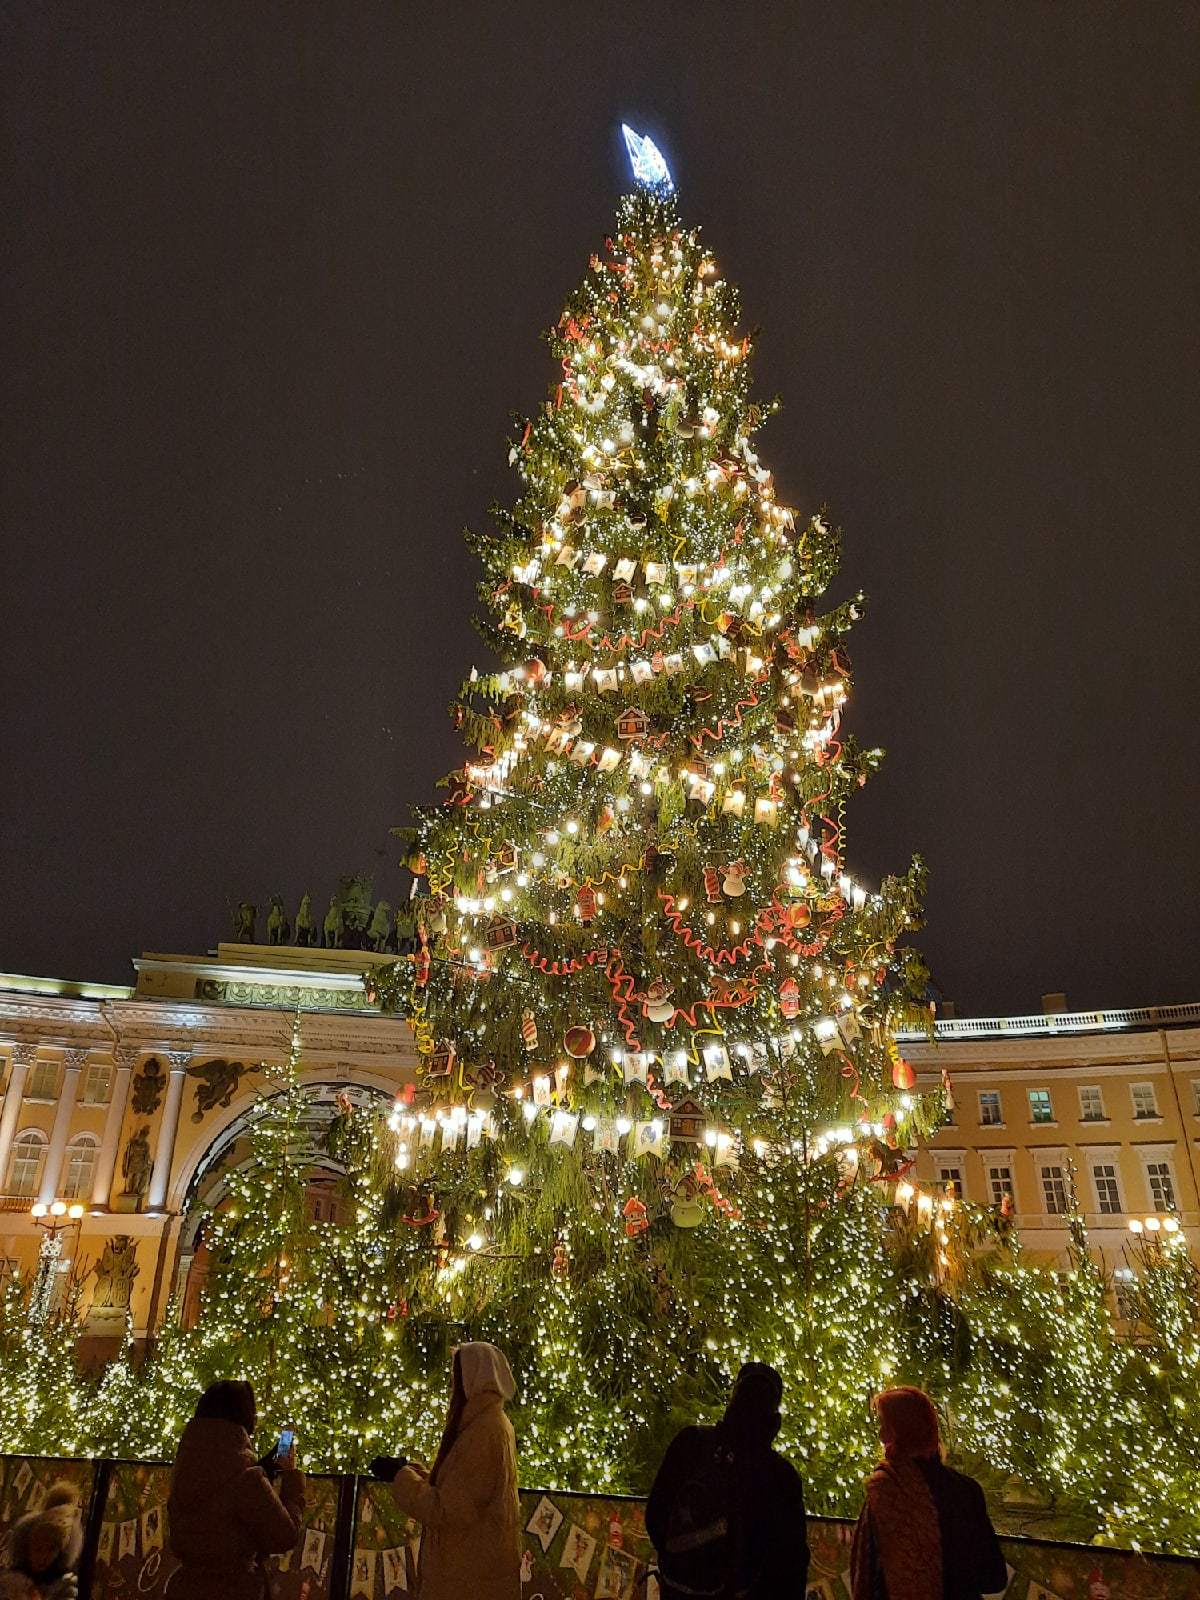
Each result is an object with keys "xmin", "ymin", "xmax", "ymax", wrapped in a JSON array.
[
  {"xmin": 616, "ymin": 706, "xmax": 650, "ymax": 741},
  {"xmin": 486, "ymin": 916, "xmax": 518, "ymax": 951},
  {"xmin": 669, "ymin": 1098, "xmax": 707, "ymax": 1145},
  {"xmin": 427, "ymin": 1043, "xmax": 457, "ymax": 1079}
]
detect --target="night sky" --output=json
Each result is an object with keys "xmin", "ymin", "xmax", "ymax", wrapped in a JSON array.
[{"xmin": 3, "ymin": 5, "xmax": 1197, "ymax": 1015}]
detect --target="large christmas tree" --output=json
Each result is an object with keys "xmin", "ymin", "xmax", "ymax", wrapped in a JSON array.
[{"xmin": 373, "ymin": 130, "xmax": 940, "ymax": 1494}]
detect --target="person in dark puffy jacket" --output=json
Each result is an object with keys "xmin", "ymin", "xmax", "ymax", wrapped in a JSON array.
[
  {"xmin": 646, "ymin": 1361, "xmax": 809, "ymax": 1600},
  {"xmin": 850, "ymin": 1387, "xmax": 1007, "ymax": 1600},
  {"xmin": 166, "ymin": 1379, "xmax": 304, "ymax": 1600}
]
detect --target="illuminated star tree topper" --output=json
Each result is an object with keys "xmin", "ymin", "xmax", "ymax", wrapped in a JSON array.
[{"xmin": 621, "ymin": 123, "xmax": 674, "ymax": 192}]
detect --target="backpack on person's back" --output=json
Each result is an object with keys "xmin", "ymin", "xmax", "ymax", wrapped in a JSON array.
[
  {"xmin": 646, "ymin": 1364, "xmax": 809, "ymax": 1600},
  {"xmin": 658, "ymin": 1431, "xmax": 743, "ymax": 1599}
]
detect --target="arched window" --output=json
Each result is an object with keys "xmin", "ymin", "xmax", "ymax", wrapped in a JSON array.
[
  {"xmin": 8, "ymin": 1129, "xmax": 47, "ymax": 1198},
  {"xmin": 61, "ymin": 1135, "xmax": 99, "ymax": 1201}
]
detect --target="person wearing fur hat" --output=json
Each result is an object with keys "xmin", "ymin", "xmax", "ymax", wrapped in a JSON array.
[
  {"xmin": 0, "ymin": 1481, "xmax": 83, "ymax": 1600},
  {"xmin": 167, "ymin": 1379, "xmax": 304, "ymax": 1600}
]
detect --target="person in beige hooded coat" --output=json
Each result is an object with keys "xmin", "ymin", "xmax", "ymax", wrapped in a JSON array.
[
  {"xmin": 166, "ymin": 1379, "xmax": 305, "ymax": 1600},
  {"xmin": 390, "ymin": 1342, "xmax": 520, "ymax": 1600}
]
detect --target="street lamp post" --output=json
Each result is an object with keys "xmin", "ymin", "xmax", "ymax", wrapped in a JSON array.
[
  {"xmin": 28, "ymin": 1199, "xmax": 84, "ymax": 1325},
  {"xmin": 1127, "ymin": 1213, "xmax": 1184, "ymax": 1255}
]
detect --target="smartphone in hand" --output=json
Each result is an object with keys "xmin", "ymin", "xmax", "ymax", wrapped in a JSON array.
[
  {"xmin": 277, "ymin": 1427, "xmax": 296, "ymax": 1460},
  {"xmin": 368, "ymin": 1455, "xmax": 407, "ymax": 1481}
]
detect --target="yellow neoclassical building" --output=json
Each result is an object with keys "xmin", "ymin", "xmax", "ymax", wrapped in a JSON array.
[
  {"xmin": 0, "ymin": 943, "xmax": 1196, "ymax": 1348},
  {"xmin": 0, "ymin": 943, "xmax": 417, "ymax": 1351},
  {"xmin": 904, "ymin": 999, "xmax": 1200, "ymax": 1279}
]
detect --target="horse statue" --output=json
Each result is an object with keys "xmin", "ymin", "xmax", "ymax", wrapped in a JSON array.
[
  {"xmin": 294, "ymin": 892, "xmax": 314, "ymax": 946},
  {"xmin": 393, "ymin": 902, "xmax": 418, "ymax": 954},
  {"xmin": 323, "ymin": 895, "xmax": 344, "ymax": 948},
  {"xmin": 337, "ymin": 875, "xmax": 374, "ymax": 948},
  {"xmin": 367, "ymin": 899, "xmax": 393, "ymax": 952},
  {"xmin": 266, "ymin": 895, "xmax": 290, "ymax": 945},
  {"xmin": 233, "ymin": 901, "xmax": 257, "ymax": 942}
]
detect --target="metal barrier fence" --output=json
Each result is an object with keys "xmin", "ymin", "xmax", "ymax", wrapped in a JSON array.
[{"xmin": 0, "ymin": 1454, "xmax": 1195, "ymax": 1599}]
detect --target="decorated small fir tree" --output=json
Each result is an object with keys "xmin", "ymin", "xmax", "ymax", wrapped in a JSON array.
[{"xmin": 0, "ymin": 1265, "xmax": 90, "ymax": 1455}]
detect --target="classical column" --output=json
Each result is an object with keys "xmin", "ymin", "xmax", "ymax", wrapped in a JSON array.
[
  {"xmin": 38, "ymin": 1049, "xmax": 86, "ymax": 1204},
  {"xmin": 90, "ymin": 1047, "xmax": 136, "ymax": 1212},
  {"xmin": 146, "ymin": 1051, "xmax": 190, "ymax": 1215},
  {"xmin": 0, "ymin": 1044, "xmax": 37, "ymax": 1190}
]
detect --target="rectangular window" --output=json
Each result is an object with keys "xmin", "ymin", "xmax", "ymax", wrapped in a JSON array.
[
  {"xmin": 988, "ymin": 1165, "xmax": 1014, "ymax": 1206},
  {"xmin": 1146, "ymin": 1161, "xmax": 1176, "ymax": 1212},
  {"xmin": 7, "ymin": 1137, "xmax": 46, "ymax": 1199},
  {"xmin": 1192, "ymin": 1080, "xmax": 1200, "ymax": 1118},
  {"xmin": 80, "ymin": 1064, "xmax": 112, "ymax": 1105},
  {"xmin": 937, "ymin": 1164, "xmax": 964, "ymax": 1199},
  {"xmin": 1078, "ymin": 1086, "xmax": 1106, "ymax": 1121},
  {"xmin": 61, "ymin": 1144, "xmax": 97, "ymax": 1202},
  {"xmin": 1028, "ymin": 1089, "xmax": 1054, "ymax": 1124},
  {"xmin": 978, "ymin": 1091, "xmax": 1003, "ymax": 1126},
  {"xmin": 1113, "ymin": 1270, "xmax": 1137, "ymax": 1321},
  {"xmin": 1131, "ymin": 1083, "xmax": 1159, "ymax": 1120},
  {"xmin": 1040, "ymin": 1163, "xmax": 1069, "ymax": 1215},
  {"xmin": 1092, "ymin": 1163, "xmax": 1122, "ymax": 1215},
  {"xmin": 24, "ymin": 1061, "xmax": 59, "ymax": 1101}
]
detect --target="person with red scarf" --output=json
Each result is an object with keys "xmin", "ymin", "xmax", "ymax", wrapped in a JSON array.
[{"xmin": 850, "ymin": 1387, "xmax": 1006, "ymax": 1600}]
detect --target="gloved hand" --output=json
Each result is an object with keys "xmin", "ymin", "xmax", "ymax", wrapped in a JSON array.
[
  {"xmin": 368, "ymin": 1455, "xmax": 407, "ymax": 1481},
  {"xmin": 258, "ymin": 1446, "xmax": 280, "ymax": 1481}
]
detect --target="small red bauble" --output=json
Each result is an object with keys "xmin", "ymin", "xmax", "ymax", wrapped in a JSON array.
[
  {"xmin": 564, "ymin": 1024, "xmax": 597, "ymax": 1059},
  {"xmin": 891, "ymin": 1056, "xmax": 916, "ymax": 1091}
]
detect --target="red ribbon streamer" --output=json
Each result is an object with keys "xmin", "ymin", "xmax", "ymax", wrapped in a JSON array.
[{"xmin": 687, "ymin": 669, "xmax": 771, "ymax": 752}]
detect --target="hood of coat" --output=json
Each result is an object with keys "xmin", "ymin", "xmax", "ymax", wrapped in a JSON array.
[
  {"xmin": 9, "ymin": 1482, "xmax": 83, "ymax": 1580},
  {"xmin": 456, "ymin": 1341, "xmax": 515, "ymax": 1402},
  {"xmin": 172, "ymin": 1415, "xmax": 258, "ymax": 1508}
]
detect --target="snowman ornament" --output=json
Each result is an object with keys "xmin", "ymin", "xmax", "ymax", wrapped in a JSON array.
[
  {"xmin": 642, "ymin": 977, "xmax": 675, "ymax": 1023},
  {"xmin": 722, "ymin": 860, "xmax": 748, "ymax": 897}
]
